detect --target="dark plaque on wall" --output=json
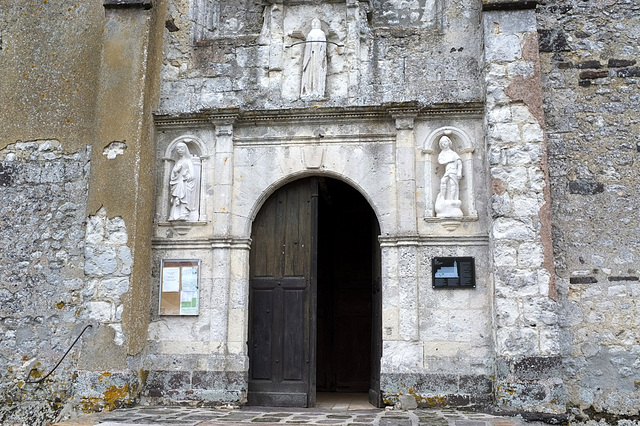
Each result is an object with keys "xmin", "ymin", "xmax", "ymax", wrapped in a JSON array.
[{"xmin": 432, "ymin": 257, "xmax": 475, "ymax": 289}]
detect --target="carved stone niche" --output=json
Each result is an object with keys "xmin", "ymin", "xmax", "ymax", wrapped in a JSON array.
[
  {"xmin": 422, "ymin": 126, "xmax": 478, "ymax": 231},
  {"xmin": 160, "ymin": 135, "xmax": 209, "ymax": 234}
]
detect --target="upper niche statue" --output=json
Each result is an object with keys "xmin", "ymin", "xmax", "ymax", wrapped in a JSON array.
[
  {"xmin": 300, "ymin": 18, "xmax": 327, "ymax": 98},
  {"xmin": 434, "ymin": 136, "xmax": 464, "ymax": 218},
  {"xmin": 169, "ymin": 142, "xmax": 198, "ymax": 221}
]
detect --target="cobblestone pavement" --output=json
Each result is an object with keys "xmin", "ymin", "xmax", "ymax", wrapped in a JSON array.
[{"xmin": 54, "ymin": 405, "xmax": 552, "ymax": 426}]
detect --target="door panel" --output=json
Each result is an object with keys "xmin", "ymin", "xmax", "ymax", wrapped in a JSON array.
[
  {"xmin": 282, "ymin": 278, "xmax": 306, "ymax": 381},
  {"xmin": 250, "ymin": 285, "xmax": 274, "ymax": 380},
  {"xmin": 248, "ymin": 178, "xmax": 318, "ymax": 407}
]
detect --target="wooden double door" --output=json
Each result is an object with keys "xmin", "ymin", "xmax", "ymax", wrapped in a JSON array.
[{"xmin": 248, "ymin": 177, "xmax": 381, "ymax": 407}]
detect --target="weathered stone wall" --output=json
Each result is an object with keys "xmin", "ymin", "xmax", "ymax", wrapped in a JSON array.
[
  {"xmin": 158, "ymin": 0, "xmax": 483, "ymax": 113},
  {"xmin": 537, "ymin": 0, "xmax": 640, "ymax": 421},
  {"xmin": 482, "ymin": 5, "xmax": 563, "ymax": 414},
  {"xmin": 0, "ymin": 141, "xmax": 90, "ymax": 424},
  {"xmin": 0, "ymin": 142, "xmax": 147, "ymax": 424}
]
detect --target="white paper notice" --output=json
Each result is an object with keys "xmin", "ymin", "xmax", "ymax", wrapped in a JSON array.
[
  {"xmin": 181, "ymin": 266, "xmax": 198, "ymax": 291},
  {"xmin": 162, "ymin": 267, "xmax": 180, "ymax": 292}
]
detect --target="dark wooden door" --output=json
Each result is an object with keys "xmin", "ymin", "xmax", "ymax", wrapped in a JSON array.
[{"xmin": 248, "ymin": 178, "xmax": 318, "ymax": 407}]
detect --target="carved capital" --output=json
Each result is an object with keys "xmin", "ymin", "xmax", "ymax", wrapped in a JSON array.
[
  {"xmin": 214, "ymin": 123, "xmax": 234, "ymax": 137},
  {"xmin": 390, "ymin": 110, "xmax": 419, "ymax": 130},
  {"xmin": 209, "ymin": 112, "xmax": 238, "ymax": 137}
]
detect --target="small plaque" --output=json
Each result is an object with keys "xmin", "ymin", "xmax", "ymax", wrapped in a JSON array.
[
  {"xmin": 160, "ymin": 259, "xmax": 200, "ymax": 315},
  {"xmin": 432, "ymin": 257, "xmax": 475, "ymax": 289}
]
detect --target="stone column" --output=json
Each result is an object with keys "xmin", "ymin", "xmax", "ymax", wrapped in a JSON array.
[
  {"xmin": 226, "ymin": 240, "xmax": 251, "ymax": 372},
  {"xmin": 482, "ymin": 0, "xmax": 563, "ymax": 413},
  {"xmin": 190, "ymin": 0, "xmax": 218, "ymax": 43},
  {"xmin": 264, "ymin": 3, "xmax": 284, "ymax": 96},
  {"xmin": 209, "ymin": 115, "xmax": 247, "ymax": 373},
  {"xmin": 392, "ymin": 111, "xmax": 419, "ymax": 234},
  {"xmin": 380, "ymin": 111, "xmax": 422, "ymax": 385},
  {"xmin": 345, "ymin": 0, "xmax": 362, "ymax": 101},
  {"xmin": 211, "ymin": 118, "xmax": 236, "ymax": 237}
]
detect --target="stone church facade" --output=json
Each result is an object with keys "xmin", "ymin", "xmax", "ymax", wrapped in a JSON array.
[{"xmin": 0, "ymin": 0, "xmax": 638, "ymax": 424}]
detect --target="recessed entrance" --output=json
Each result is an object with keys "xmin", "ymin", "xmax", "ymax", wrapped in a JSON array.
[
  {"xmin": 317, "ymin": 178, "xmax": 379, "ymax": 395},
  {"xmin": 248, "ymin": 177, "xmax": 381, "ymax": 407}
]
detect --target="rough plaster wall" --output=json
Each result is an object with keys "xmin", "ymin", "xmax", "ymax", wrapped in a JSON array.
[
  {"xmin": 537, "ymin": 0, "xmax": 640, "ymax": 419},
  {"xmin": 158, "ymin": 0, "xmax": 483, "ymax": 113},
  {"xmin": 0, "ymin": 141, "xmax": 90, "ymax": 424},
  {"xmin": 0, "ymin": 1, "xmax": 103, "ymax": 148}
]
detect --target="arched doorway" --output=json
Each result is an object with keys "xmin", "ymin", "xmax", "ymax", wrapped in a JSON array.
[{"xmin": 247, "ymin": 177, "xmax": 381, "ymax": 407}]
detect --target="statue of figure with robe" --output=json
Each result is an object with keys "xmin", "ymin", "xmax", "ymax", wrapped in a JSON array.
[
  {"xmin": 169, "ymin": 142, "xmax": 197, "ymax": 221},
  {"xmin": 300, "ymin": 18, "xmax": 327, "ymax": 98},
  {"xmin": 434, "ymin": 135, "xmax": 464, "ymax": 218}
]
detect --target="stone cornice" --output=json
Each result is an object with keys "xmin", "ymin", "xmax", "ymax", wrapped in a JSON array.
[
  {"xmin": 378, "ymin": 234, "xmax": 489, "ymax": 247},
  {"xmin": 152, "ymin": 237, "xmax": 252, "ymax": 250},
  {"xmin": 153, "ymin": 103, "xmax": 484, "ymax": 128}
]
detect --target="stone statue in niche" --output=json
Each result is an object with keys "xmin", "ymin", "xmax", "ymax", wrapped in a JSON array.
[
  {"xmin": 169, "ymin": 142, "xmax": 198, "ymax": 221},
  {"xmin": 300, "ymin": 18, "xmax": 327, "ymax": 98},
  {"xmin": 435, "ymin": 135, "xmax": 463, "ymax": 218}
]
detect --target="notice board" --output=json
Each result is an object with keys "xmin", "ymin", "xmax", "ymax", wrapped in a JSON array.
[
  {"xmin": 160, "ymin": 259, "xmax": 200, "ymax": 315},
  {"xmin": 432, "ymin": 257, "xmax": 475, "ymax": 289}
]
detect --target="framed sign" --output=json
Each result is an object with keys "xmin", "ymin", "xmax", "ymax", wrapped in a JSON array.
[
  {"xmin": 432, "ymin": 257, "xmax": 475, "ymax": 289},
  {"xmin": 160, "ymin": 259, "xmax": 200, "ymax": 315}
]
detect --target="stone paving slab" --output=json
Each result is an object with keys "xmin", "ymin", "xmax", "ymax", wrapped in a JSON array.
[{"xmin": 54, "ymin": 406, "xmax": 553, "ymax": 426}]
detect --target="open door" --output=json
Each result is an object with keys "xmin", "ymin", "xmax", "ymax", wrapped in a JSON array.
[
  {"xmin": 248, "ymin": 178, "xmax": 318, "ymax": 407},
  {"xmin": 315, "ymin": 178, "xmax": 382, "ymax": 406}
]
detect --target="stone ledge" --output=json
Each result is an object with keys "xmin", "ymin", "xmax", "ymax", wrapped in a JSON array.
[
  {"xmin": 482, "ymin": 0, "xmax": 538, "ymax": 11},
  {"xmin": 380, "ymin": 372, "xmax": 494, "ymax": 407}
]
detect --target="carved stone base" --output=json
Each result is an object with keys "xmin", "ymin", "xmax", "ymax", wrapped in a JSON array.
[
  {"xmin": 158, "ymin": 220, "xmax": 207, "ymax": 236},
  {"xmin": 423, "ymin": 216, "xmax": 478, "ymax": 232},
  {"xmin": 168, "ymin": 221, "xmax": 192, "ymax": 235},
  {"xmin": 435, "ymin": 197, "xmax": 463, "ymax": 218},
  {"xmin": 440, "ymin": 220, "xmax": 462, "ymax": 232}
]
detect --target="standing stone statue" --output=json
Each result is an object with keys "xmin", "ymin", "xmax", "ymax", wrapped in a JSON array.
[
  {"xmin": 169, "ymin": 142, "xmax": 197, "ymax": 221},
  {"xmin": 434, "ymin": 135, "xmax": 463, "ymax": 218},
  {"xmin": 300, "ymin": 18, "xmax": 327, "ymax": 98}
]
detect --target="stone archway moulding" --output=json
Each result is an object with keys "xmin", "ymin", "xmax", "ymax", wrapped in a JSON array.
[
  {"xmin": 164, "ymin": 134, "xmax": 210, "ymax": 159},
  {"xmin": 243, "ymin": 171, "xmax": 387, "ymax": 239}
]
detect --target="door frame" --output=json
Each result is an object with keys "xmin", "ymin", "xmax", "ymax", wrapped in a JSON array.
[{"xmin": 247, "ymin": 176, "xmax": 381, "ymax": 407}]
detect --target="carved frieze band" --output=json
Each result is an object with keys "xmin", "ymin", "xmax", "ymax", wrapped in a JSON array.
[{"xmin": 153, "ymin": 103, "xmax": 484, "ymax": 128}]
